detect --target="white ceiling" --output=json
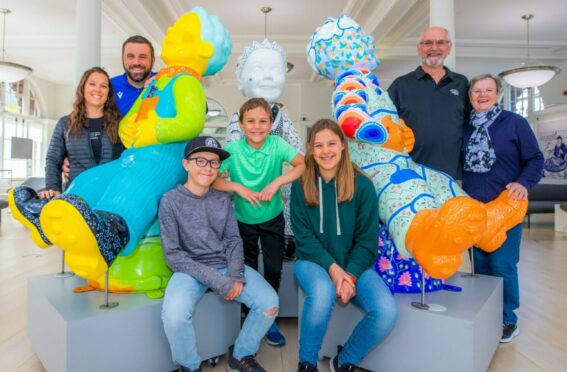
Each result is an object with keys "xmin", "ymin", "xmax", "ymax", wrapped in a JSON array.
[{"xmin": 3, "ymin": 0, "xmax": 567, "ymax": 87}]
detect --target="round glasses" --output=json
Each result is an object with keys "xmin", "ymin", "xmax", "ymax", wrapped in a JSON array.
[{"xmin": 419, "ymin": 39, "xmax": 451, "ymax": 47}]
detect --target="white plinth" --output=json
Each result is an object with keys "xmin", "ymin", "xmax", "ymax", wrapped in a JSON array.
[
  {"xmin": 554, "ymin": 204, "xmax": 567, "ymax": 232},
  {"xmin": 299, "ymin": 273, "xmax": 503, "ymax": 372},
  {"xmin": 28, "ymin": 274, "xmax": 240, "ymax": 372}
]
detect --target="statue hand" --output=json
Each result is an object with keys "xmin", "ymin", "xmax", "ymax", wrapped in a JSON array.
[
  {"xmin": 400, "ymin": 118, "xmax": 415, "ymax": 153},
  {"xmin": 133, "ymin": 110, "xmax": 160, "ymax": 148},
  {"xmin": 119, "ymin": 114, "xmax": 137, "ymax": 148}
]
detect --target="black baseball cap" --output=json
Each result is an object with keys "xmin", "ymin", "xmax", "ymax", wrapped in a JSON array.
[{"xmin": 184, "ymin": 136, "xmax": 230, "ymax": 161}]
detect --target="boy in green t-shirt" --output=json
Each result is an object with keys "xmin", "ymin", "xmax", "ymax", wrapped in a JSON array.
[{"xmin": 214, "ymin": 98, "xmax": 305, "ymax": 346}]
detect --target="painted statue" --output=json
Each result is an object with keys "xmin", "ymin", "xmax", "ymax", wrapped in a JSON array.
[
  {"xmin": 226, "ymin": 39, "xmax": 305, "ymax": 254},
  {"xmin": 307, "ymin": 15, "xmax": 527, "ymax": 279},
  {"xmin": 9, "ymin": 7, "xmax": 232, "ymax": 286}
]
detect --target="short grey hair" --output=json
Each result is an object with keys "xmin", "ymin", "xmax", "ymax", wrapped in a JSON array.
[{"xmin": 468, "ymin": 74, "xmax": 502, "ymax": 96}]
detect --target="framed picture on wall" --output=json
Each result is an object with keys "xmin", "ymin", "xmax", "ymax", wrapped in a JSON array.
[{"xmin": 536, "ymin": 118, "xmax": 567, "ymax": 184}]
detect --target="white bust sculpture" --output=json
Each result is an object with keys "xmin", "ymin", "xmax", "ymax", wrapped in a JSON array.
[{"xmin": 237, "ymin": 46, "xmax": 286, "ymax": 104}]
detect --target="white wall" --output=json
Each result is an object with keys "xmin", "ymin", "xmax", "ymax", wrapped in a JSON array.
[{"xmin": 539, "ymin": 60, "xmax": 567, "ymax": 107}]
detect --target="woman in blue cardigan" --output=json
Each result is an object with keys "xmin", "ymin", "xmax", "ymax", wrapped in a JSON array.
[{"xmin": 462, "ymin": 74, "xmax": 544, "ymax": 343}]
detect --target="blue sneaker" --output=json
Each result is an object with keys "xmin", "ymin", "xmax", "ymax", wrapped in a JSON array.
[{"xmin": 265, "ymin": 322, "xmax": 286, "ymax": 346}]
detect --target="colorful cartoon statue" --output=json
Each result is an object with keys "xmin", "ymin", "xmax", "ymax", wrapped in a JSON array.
[
  {"xmin": 227, "ymin": 39, "xmax": 305, "ymax": 255},
  {"xmin": 9, "ymin": 7, "xmax": 232, "ymax": 285},
  {"xmin": 307, "ymin": 15, "xmax": 527, "ymax": 279}
]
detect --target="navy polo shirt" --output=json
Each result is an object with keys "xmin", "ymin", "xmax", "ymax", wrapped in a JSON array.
[
  {"xmin": 388, "ymin": 66, "xmax": 470, "ymax": 179},
  {"xmin": 111, "ymin": 72, "xmax": 156, "ymax": 116}
]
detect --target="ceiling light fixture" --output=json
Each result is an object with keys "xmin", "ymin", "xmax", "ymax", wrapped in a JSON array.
[
  {"xmin": 0, "ymin": 8, "xmax": 33, "ymax": 83},
  {"xmin": 261, "ymin": 6, "xmax": 294, "ymax": 73},
  {"xmin": 499, "ymin": 14, "xmax": 561, "ymax": 89}
]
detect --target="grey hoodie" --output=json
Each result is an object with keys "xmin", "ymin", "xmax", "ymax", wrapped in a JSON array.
[{"xmin": 159, "ymin": 184, "xmax": 244, "ymax": 296}]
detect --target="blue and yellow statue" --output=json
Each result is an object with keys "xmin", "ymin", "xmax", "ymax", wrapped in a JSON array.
[
  {"xmin": 9, "ymin": 7, "xmax": 231, "ymax": 290},
  {"xmin": 308, "ymin": 16, "xmax": 527, "ymax": 279}
]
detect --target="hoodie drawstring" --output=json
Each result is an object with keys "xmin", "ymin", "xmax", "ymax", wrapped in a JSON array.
[{"xmin": 318, "ymin": 176, "xmax": 341, "ymax": 236}]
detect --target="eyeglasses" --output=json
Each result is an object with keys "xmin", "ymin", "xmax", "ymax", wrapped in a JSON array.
[
  {"xmin": 471, "ymin": 88, "xmax": 497, "ymax": 96},
  {"xmin": 419, "ymin": 39, "xmax": 451, "ymax": 47},
  {"xmin": 187, "ymin": 157, "xmax": 221, "ymax": 169}
]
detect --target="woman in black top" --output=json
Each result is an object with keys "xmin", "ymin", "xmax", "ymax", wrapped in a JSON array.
[{"xmin": 42, "ymin": 66, "xmax": 122, "ymax": 197}]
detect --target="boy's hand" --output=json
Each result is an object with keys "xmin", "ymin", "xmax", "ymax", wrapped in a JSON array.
[
  {"xmin": 39, "ymin": 189, "xmax": 61, "ymax": 199},
  {"xmin": 259, "ymin": 181, "xmax": 280, "ymax": 202},
  {"xmin": 224, "ymin": 281, "xmax": 244, "ymax": 301},
  {"xmin": 236, "ymin": 184, "xmax": 261, "ymax": 207}
]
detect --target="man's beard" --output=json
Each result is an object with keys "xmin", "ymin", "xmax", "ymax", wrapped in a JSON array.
[
  {"xmin": 125, "ymin": 65, "xmax": 151, "ymax": 83},
  {"xmin": 423, "ymin": 55, "xmax": 445, "ymax": 68}
]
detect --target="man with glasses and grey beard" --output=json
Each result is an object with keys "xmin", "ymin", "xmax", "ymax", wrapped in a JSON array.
[
  {"xmin": 388, "ymin": 26, "xmax": 470, "ymax": 179},
  {"xmin": 111, "ymin": 35, "xmax": 157, "ymax": 115}
]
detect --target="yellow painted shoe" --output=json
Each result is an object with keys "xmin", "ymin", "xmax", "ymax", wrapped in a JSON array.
[
  {"xmin": 7, "ymin": 187, "xmax": 51, "ymax": 248},
  {"xmin": 40, "ymin": 196, "xmax": 108, "ymax": 280}
]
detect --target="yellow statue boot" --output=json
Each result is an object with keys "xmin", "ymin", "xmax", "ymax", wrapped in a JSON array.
[
  {"xmin": 475, "ymin": 191, "xmax": 528, "ymax": 253},
  {"xmin": 405, "ymin": 196, "xmax": 486, "ymax": 279}
]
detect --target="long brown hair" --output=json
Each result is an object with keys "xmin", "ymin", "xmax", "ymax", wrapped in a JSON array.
[
  {"xmin": 302, "ymin": 119, "xmax": 360, "ymax": 206},
  {"xmin": 68, "ymin": 67, "xmax": 121, "ymax": 144}
]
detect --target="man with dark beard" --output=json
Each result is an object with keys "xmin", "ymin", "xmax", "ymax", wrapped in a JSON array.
[
  {"xmin": 111, "ymin": 35, "xmax": 157, "ymax": 115},
  {"xmin": 388, "ymin": 27, "xmax": 470, "ymax": 179}
]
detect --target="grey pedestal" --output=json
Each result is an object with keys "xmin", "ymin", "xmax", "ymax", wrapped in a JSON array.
[
  {"xmin": 278, "ymin": 259, "xmax": 298, "ymax": 317},
  {"xmin": 258, "ymin": 258, "xmax": 298, "ymax": 317},
  {"xmin": 28, "ymin": 274, "xmax": 240, "ymax": 372},
  {"xmin": 298, "ymin": 273, "xmax": 503, "ymax": 372}
]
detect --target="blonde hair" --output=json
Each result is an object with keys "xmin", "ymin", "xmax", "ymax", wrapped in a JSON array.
[{"xmin": 302, "ymin": 119, "xmax": 360, "ymax": 206}]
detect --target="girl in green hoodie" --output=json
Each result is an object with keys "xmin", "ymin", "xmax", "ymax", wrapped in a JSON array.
[{"xmin": 292, "ymin": 119, "xmax": 397, "ymax": 372}]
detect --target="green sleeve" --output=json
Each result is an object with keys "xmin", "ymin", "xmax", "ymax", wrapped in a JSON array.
[
  {"xmin": 219, "ymin": 141, "xmax": 234, "ymax": 173},
  {"xmin": 345, "ymin": 174, "xmax": 379, "ymax": 278},
  {"xmin": 290, "ymin": 181, "xmax": 335, "ymax": 271}
]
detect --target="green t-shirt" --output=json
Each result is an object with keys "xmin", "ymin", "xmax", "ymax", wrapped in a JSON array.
[{"xmin": 221, "ymin": 135, "xmax": 298, "ymax": 224}]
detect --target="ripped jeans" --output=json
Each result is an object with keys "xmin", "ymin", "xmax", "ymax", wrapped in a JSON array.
[{"xmin": 162, "ymin": 266, "xmax": 278, "ymax": 370}]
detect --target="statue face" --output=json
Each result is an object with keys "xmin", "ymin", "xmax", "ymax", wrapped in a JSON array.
[{"xmin": 238, "ymin": 49, "xmax": 285, "ymax": 103}]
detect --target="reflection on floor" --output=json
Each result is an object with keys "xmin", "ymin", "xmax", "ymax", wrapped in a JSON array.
[{"xmin": 1, "ymin": 210, "xmax": 566, "ymax": 371}]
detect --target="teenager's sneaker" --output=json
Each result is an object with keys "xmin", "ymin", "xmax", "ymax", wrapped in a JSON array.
[
  {"xmin": 265, "ymin": 322, "xmax": 286, "ymax": 346},
  {"xmin": 297, "ymin": 361, "xmax": 319, "ymax": 371},
  {"xmin": 330, "ymin": 355, "xmax": 373, "ymax": 372},
  {"xmin": 500, "ymin": 323, "xmax": 519, "ymax": 343},
  {"xmin": 227, "ymin": 344, "xmax": 266, "ymax": 372}
]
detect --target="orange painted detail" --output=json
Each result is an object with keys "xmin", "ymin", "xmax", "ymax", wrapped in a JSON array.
[
  {"xmin": 381, "ymin": 116, "xmax": 415, "ymax": 153},
  {"xmin": 155, "ymin": 65, "xmax": 201, "ymax": 80},
  {"xmin": 406, "ymin": 196, "xmax": 486, "ymax": 279},
  {"xmin": 476, "ymin": 191, "xmax": 528, "ymax": 252},
  {"xmin": 135, "ymin": 96, "xmax": 159, "ymax": 121}
]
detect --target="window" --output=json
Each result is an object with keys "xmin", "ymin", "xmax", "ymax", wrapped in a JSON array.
[{"xmin": 504, "ymin": 85, "xmax": 544, "ymax": 118}]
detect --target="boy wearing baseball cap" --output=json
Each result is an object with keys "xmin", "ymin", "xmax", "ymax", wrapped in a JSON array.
[{"xmin": 159, "ymin": 136, "xmax": 278, "ymax": 372}]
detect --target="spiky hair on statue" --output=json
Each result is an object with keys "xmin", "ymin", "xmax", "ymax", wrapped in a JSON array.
[{"xmin": 235, "ymin": 39, "xmax": 287, "ymax": 79}]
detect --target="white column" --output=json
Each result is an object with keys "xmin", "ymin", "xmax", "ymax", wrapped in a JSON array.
[
  {"xmin": 75, "ymin": 0, "xmax": 101, "ymax": 87},
  {"xmin": 430, "ymin": 0, "xmax": 456, "ymax": 70}
]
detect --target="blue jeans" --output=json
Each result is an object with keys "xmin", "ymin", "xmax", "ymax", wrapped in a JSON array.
[
  {"xmin": 474, "ymin": 223, "xmax": 522, "ymax": 325},
  {"xmin": 162, "ymin": 266, "xmax": 278, "ymax": 370},
  {"xmin": 295, "ymin": 260, "xmax": 397, "ymax": 366}
]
